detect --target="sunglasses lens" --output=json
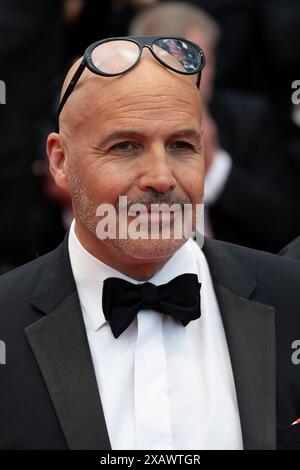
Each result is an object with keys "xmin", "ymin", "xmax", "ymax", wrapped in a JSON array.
[
  {"xmin": 91, "ymin": 40, "xmax": 140, "ymax": 74},
  {"xmin": 153, "ymin": 38, "xmax": 201, "ymax": 73}
]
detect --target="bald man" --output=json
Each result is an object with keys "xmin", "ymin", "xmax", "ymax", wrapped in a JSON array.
[{"xmin": 0, "ymin": 38, "xmax": 300, "ymax": 451}]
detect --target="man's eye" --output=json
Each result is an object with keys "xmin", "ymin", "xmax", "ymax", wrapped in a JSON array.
[
  {"xmin": 169, "ymin": 141, "xmax": 194, "ymax": 150},
  {"xmin": 111, "ymin": 141, "xmax": 138, "ymax": 152}
]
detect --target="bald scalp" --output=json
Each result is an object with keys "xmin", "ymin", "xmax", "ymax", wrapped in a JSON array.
[
  {"xmin": 60, "ymin": 57, "xmax": 83, "ymax": 100},
  {"xmin": 58, "ymin": 51, "xmax": 201, "ymax": 135}
]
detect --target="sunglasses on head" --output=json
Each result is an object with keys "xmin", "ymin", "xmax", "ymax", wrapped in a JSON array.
[{"xmin": 56, "ymin": 36, "xmax": 206, "ymax": 130}]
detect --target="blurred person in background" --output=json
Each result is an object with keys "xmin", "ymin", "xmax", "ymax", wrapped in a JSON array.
[
  {"xmin": 183, "ymin": 0, "xmax": 300, "ymax": 102},
  {"xmin": 129, "ymin": 1, "xmax": 300, "ymax": 252}
]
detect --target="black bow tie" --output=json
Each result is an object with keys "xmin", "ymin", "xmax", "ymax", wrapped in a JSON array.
[{"xmin": 102, "ymin": 273, "xmax": 201, "ymax": 338}]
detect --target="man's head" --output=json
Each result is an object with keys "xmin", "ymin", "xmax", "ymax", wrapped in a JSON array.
[{"xmin": 47, "ymin": 44, "xmax": 205, "ymax": 279}]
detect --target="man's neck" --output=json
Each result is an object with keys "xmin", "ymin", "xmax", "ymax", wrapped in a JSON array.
[{"xmin": 74, "ymin": 223, "xmax": 174, "ymax": 281}]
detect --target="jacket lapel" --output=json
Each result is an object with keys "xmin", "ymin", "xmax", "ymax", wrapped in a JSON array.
[
  {"xmin": 202, "ymin": 237, "xmax": 276, "ymax": 449},
  {"xmin": 24, "ymin": 236, "xmax": 111, "ymax": 450}
]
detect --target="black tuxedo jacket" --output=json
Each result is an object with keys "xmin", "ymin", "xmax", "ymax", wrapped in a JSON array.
[{"xmin": 1, "ymin": 235, "xmax": 300, "ymax": 450}]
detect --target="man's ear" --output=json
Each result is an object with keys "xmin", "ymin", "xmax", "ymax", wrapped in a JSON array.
[{"xmin": 46, "ymin": 132, "xmax": 70, "ymax": 193}]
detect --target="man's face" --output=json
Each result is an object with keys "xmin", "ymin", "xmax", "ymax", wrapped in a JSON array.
[{"xmin": 49, "ymin": 55, "xmax": 205, "ymax": 262}]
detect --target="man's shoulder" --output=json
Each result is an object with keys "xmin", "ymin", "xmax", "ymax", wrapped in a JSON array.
[
  {"xmin": 203, "ymin": 237, "xmax": 300, "ymax": 287},
  {"xmin": 218, "ymin": 237, "xmax": 299, "ymax": 265},
  {"xmin": 279, "ymin": 235, "xmax": 300, "ymax": 260},
  {"xmin": 0, "ymin": 242, "xmax": 64, "ymax": 301},
  {"xmin": 0, "ymin": 252, "xmax": 50, "ymax": 290}
]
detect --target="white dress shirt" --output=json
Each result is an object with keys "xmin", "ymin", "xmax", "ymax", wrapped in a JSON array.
[{"xmin": 68, "ymin": 220, "xmax": 243, "ymax": 450}]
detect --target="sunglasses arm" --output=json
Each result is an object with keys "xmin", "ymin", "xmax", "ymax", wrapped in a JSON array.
[
  {"xmin": 196, "ymin": 70, "xmax": 202, "ymax": 89},
  {"xmin": 56, "ymin": 59, "xmax": 86, "ymax": 131}
]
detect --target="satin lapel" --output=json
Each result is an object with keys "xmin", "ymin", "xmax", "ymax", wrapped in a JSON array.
[
  {"xmin": 25, "ymin": 235, "xmax": 111, "ymax": 450},
  {"xmin": 202, "ymin": 237, "xmax": 276, "ymax": 450}
]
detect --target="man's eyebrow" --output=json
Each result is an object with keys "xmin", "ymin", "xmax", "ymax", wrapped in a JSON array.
[
  {"xmin": 99, "ymin": 130, "xmax": 145, "ymax": 147},
  {"xmin": 168, "ymin": 129, "xmax": 202, "ymax": 142},
  {"xmin": 98, "ymin": 128, "xmax": 202, "ymax": 146}
]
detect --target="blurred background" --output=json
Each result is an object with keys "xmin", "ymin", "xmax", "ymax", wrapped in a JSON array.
[{"xmin": 0, "ymin": 0, "xmax": 300, "ymax": 273}]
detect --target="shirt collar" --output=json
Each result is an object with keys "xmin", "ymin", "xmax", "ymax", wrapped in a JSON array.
[{"xmin": 68, "ymin": 219, "xmax": 202, "ymax": 331}]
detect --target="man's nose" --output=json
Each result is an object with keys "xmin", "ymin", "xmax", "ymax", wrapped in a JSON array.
[{"xmin": 137, "ymin": 147, "xmax": 177, "ymax": 194}]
